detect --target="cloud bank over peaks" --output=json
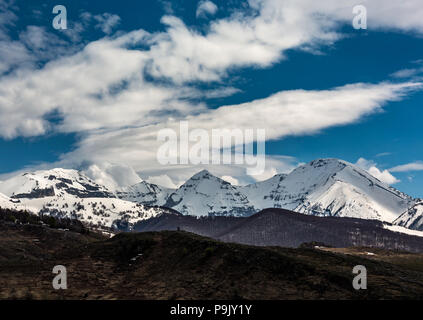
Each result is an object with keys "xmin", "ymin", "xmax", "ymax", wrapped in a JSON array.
[
  {"xmin": 51, "ymin": 81, "xmax": 421, "ymax": 185},
  {"xmin": 356, "ymin": 158, "xmax": 400, "ymax": 185},
  {"xmin": 80, "ymin": 162, "xmax": 143, "ymax": 191}
]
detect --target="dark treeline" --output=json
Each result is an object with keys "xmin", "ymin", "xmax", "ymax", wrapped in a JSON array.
[
  {"xmin": 0, "ymin": 207, "xmax": 89, "ymax": 234},
  {"xmin": 133, "ymin": 208, "xmax": 423, "ymax": 253}
]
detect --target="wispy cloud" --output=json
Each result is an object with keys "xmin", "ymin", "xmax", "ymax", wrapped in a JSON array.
[
  {"xmin": 46, "ymin": 81, "xmax": 419, "ymax": 185},
  {"xmin": 391, "ymin": 68, "xmax": 423, "ymax": 78},
  {"xmin": 376, "ymin": 152, "xmax": 392, "ymax": 158},
  {"xmin": 390, "ymin": 162, "xmax": 423, "ymax": 172},
  {"xmin": 390, "ymin": 60, "xmax": 423, "ymax": 79},
  {"xmin": 196, "ymin": 1, "xmax": 218, "ymax": 18},
  {"xmin": 81, "ymin": 12, "xmax": 121, "ymax": 35}
]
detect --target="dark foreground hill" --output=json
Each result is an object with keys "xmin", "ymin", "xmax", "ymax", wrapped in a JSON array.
[
  {"xmin": 132, "ymin": 208, "xmax": 423, "ymax": 253},
  {"xmin": 2, "ymin": 215, "xmax": 423, "ymax": 299}
]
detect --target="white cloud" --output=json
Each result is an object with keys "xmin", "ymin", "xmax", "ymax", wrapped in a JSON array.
[
  {"xmin": 0, "ymin": 24, "xmax": 80, "ymax": 76},
  {"xmin": 391, "ymin": 68, "xmax": 422, "ymax": 78},
  {"xmin": 145, "ymin": 3, "xmax": 340, "ymax": 84},
  {"xmin": 1, "ymin": 0, "xmax": 423, "ymax": 182},
  {"xmin": 202, "ymin": 87, "xmax": 241, "ymax": 99},
  {"xmin": 133, "ymin": 155, "xmax": 296, "ymax": 187},
  {"xmin": 359, "ymin": 0, "xmax": 423, "ymax": 32},
  {"xmin": 0, "ymin": 40, "xmax": 32, "ymax": 74},
  {"xmin": 0, "ymin": 78, "xmax": 410, "ymax": 183},
  {"xmin": 196, "ymin": 1, "xmax": 218, "ymax": 18},
  {"xmin": 356, "ymin": 158, "xmax": 400, "ymax": 185},
  {"xmin": 0, "ymin": 0, "xmax": 16, "ymax": 40},
  {"xmin": 390, "ymin": 162, "xmax": 423, "ymax": 172},
  {"xmin": 93, "ymin": 13, "xmax": 121, "ymax": 34},
  {"xmin": 59, "ymin": 12, "xmax": 121, "ymax": 42},
  {"xmin": 376, "ymin": 152, "xmax": 392, "ymax": 157},
  {"xmin": 19, "ymin": 26, "xmax": 72, "ymax": 60},
  {"xmin": 367, "ymin": 167, "xmax": 400, "ymax": 185},
  {"xmin": 221, "ymin": 175, "xmax": 239, "ymax": 185},
  {"xmin": 186, "ymin": 82, "xmax": 421, "ymax": 141},
  {"xmin": 0, "ymin": 31, "xmax": 208, "ymax": 138},
  {"xmin": 159, "ymin": 1, "xmax": 174, "ymax": 15},
  {"xmin": 82, "ymin": 162, "xmax": 142, "ymax": 190},
  {"xmin": 0, "ymin": 1, "xmax": 34, "ymax": 74},
  {"xmin": 280, "ymin": 0, "xmax": 423, "ymax": 33},
  {"xmin": 146, "ymin": 174, "xmax": 178, "ymax": 189},
  {"xmin": 390, "ymin": 61, "xmax": 423, "ymax": 79},
  {"xmin": 52, "ymin": 82, "xmax": 417, "ymax": 184},
  {"xmin": 1, "ymin": 1, "xmax": 423, "ymax": 139}
]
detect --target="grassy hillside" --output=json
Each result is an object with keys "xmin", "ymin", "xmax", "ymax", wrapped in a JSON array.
[{"xmin": 1, "ymin": 214, "xmax": 423, "ymax": 299}]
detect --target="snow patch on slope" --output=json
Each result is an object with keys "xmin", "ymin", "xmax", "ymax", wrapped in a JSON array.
[
  {"xmin": 0, "ymin": 192, "xmax": 24, "ymax": 210},
  {"xmin": 117, "ymin": 181, "xmax": 174, "ymax": 206},
  {"xmin": 393, "ymin": 202, "xmax": 423, "ymax": 231},
  {"xmin": 384, "ymin": 223, "xmax": 423, "ymax": 238}
]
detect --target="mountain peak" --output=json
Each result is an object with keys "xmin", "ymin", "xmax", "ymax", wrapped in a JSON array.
[
  {"xmin": 310, "ymin": 158, "xmax": 343, "ymax": 163},
  {"xmin": 190, "ymin": 169, "xmax": 215, "ymax": 180},
  {"xmin": 306, "ymin": 158, "xmax": 347, "ymax": 168},
  {"xmin": 165, "ymin": 169, "xmax": 255, "ymax": 216}
]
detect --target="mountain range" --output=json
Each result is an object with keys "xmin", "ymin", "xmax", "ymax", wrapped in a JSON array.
[
  {"xmin": 0, "ymin": 158, "xmax": 422, "ymax": 232},
  {"xmin": 0, "ymin": 168, "xmax": 171, "ymax": 231}
]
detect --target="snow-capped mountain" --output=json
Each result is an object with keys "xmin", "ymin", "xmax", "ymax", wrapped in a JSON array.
[
  {"xmin": 156, "ymin": 159, "xmax": 412, "ymax": 222},
  {"xmin": 240, "ymin": 173, "xmax": 288, "ymax": 207},
  {"xmin": 117, "ymin": 181, "xmax": 174, "ymax": 206},
  {"xmin": 393, "ymin": 202, "xmax": 423, "ymax": 231},
  {"xmin": 164, "ymin": 170, "xmax": 256, "ymax": 217},
  {"xmin": 0, "ymin": 168, "xmax": 114, "ymax": 199},
  {"xmin": 0, "ymin": 169, "xmax": 170, "ymax": 230},
  {"xmin": 0, "ymin": 158, "xmax": 421, "ymax": 232},
  {"xmin": 242, "ymin": 159, "xmax": 412, "ymax": 222}
]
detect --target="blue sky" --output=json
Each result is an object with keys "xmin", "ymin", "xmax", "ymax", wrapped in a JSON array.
[{"xmin": 1, "ymin": 0, "xmax": 423, "ymax": 196}]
